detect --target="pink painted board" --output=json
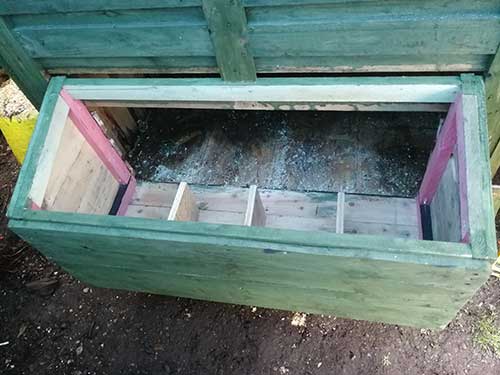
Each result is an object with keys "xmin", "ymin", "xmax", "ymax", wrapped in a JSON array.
[
  {"xmin": 416, "ymin": 94, "xmax": 470, "ymax": 243},
  {"xmin": 60, "ymin": 89, "xmax": 130, "ymax": 185},
  {"xmin": 117, "ymin": 176, "xmax": 137, "ymax": 216},
  {"xmin": 418, "ymin": 101, "xmax": 458, "ymax": 205}
]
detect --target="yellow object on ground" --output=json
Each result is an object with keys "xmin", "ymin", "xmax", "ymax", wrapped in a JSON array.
[{"xmin": 0, "ymin": 116, "xmax": 36, "ymax": 163}]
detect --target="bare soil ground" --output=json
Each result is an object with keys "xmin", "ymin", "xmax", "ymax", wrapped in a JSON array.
[{"xmin": 1, "ymin": 106, "xmax": 500, "ymax": 374}]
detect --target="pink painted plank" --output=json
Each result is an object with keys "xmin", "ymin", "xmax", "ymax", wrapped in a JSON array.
[
  {"xmin": 416, "ymin": 94, "xmax": 470, "ymax": 243},
  {"xmin": 117, "ymin": 176, "xmax": 137, "ymax": 216},
  {"xmin": 31, "ymin": 201, "xmax": 41, "ymax": 210},
  {"xmin": 454, "ymin": 96, "xmax": 470, "ymax": 242},
  {"xmin": 60, "ymin": 89, "xmax": 130, "ymax": 184},
  {"xmin": 418, "ymin": 100, "xmax": 458, "ymax": 204}
]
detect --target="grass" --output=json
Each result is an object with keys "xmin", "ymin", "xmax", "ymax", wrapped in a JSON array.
[{"xmin": 474, "ymin": 313, "xmax": 500, "ymax": 357}]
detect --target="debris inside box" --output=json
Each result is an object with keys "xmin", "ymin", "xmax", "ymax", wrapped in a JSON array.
[{"xmin": 128, "ymin": 109, "xmax": 441, "ymax": 197}]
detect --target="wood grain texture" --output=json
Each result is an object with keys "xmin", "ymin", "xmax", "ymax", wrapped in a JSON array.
[
  {"xmin": 61, "ymin": 89, "xmax": 130, "ymax": 184},
  {"xmin": 128, "ymin": 182, "xmax": 419, "ymax": 239},
  {"xmin": 244, "ymin": 185, "xmax": 266, "ymax": 226},
  {"xmin": 168, "ymin": 182, "xmax": 199, "ymax": 222},
  {"xmin": 0, "ymin": 16, "xmax": 46, "ymax": 108},
  {"xmin": 336, "ymin": 191, "xmax": 345, "ymax": 234},
  {"xmin": 2, "ymin": 1, "xmax": 498, "ymax": 75},
  {"xmin": 202, "ymin": 0, "xmax": 256, "ymax": 81},
  {"xmin": 9, "ymin": 217, "xmax": 491, "ymax": 328},
  {"xmin": 63, "ymin": 77, "xmax": 461, "ymax": 104},
  {"xmin": 28, "ymin": 96, "xmax": 69, "ymax": 207},
  {"xmin": 430, "ymin": 156, "xmax": 461, "ymax": 242},
  {"xmin": 460, "ymin": 75, "xmax": 497, "ymax": 260},
  {"xmin": 7, "ymin": 76, "xmax": 66, "ymax": 219}
]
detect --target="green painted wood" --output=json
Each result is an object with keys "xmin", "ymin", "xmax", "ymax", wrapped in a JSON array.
[
  {"xmin": 62, "ymin": 76, "xmax": 462, "ymax": 105},
  {"xmin": 461, "ymin": 74, "xmax": 497, "ymax": 260},
  {"xmin": 0, "ymin": 1, "xmax": 202, "ymax": 15},
  {"xmin": 7, "ymin": 76, "xmax": 65, "ymax": 218},
  {"xmin": 36, "ymin": 55, "xmax": 488, "ymax": 75},
  {"xmin": 248, "ymin": 20, "xmax": 498, "ymax": 57},
  {"xmin": 39, "ymin": 57, "xmax": 218, "ymax": 73},
  {"xmin": 0, "ymin": 16, "xmax": 47, "ymax": 108},
  {"xmin": 487, "ymin": 46, "xmax": 500, "ymax": 176},
  {"xmin": 202, "ymin": 0, "xmax": 256, "ymax": 81},
  {"xmin": 253, "ymin": 55, "xmax": 491, "ymax": 74},
  {"xmin": 10, "ymin": 219, "xmax": 491, "ymax": 328},
  {"xmin": 10, "ymin": 9, "xmax": 212, "ymax": 58},
  {"xmin": 12, "ymin": 209, "xmax": 477, "ymax": 264},
  {"xmin": 1, "ymin": 1, "xmax": 498, "ymax": 75}
]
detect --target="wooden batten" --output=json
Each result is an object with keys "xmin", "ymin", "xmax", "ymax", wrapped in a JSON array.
[
  {"xmin": 244, "ymin": 185, "xmax": 266, "ymax": 227},
  {"xmin": 28, "ymin": 95, "xmax": 70, "ymax": 207},
  {"xmin": 168, "ymin": 182, "xmax": 199, "ymax": 222},
  {"xmin": 336, "ymin": 191, "xmax": 345, "ymax": 234}
]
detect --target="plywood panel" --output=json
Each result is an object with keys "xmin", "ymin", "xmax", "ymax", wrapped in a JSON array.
[{"xmin": 43, "ymin": 119, "xmax": 120, "ymax": 215}]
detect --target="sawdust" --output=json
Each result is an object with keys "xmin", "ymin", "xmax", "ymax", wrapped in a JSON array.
[
  {"xmin": 129, "ymin": 109, "xmax": 441, "ymax": 197},
  {"xmin": 0, "ymin": 80, "xmax": 37, "ymax": 120}
]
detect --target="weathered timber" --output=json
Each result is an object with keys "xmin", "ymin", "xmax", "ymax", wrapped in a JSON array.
[
  {"xmin": 0, "ymin": 16, "xmax": 47, "ymax": 108},
  {"xmin": 202, "ymin": 0, "xmax": 256, "ymax": 81}
]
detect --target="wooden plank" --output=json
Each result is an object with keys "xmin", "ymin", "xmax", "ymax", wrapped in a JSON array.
[
  {"xmin": 336, "ymin": 191, "xmax": 345, "ymax": 234},
  {"xmin": 418, "ymin": 99, "xmax": 458, "ymax": 204},
  {"xmin": 8, "ymin": 77, "xmax": 66, "ymax": 218},
  {"xmin": 40, "ymin": 55, "xmax": 486, "ymax": 76},
  {"xmin": 84, "ymin": 100, "xmax": 449, "ymax": 112},
  {"xmin": 60, "ymin": 89, "xmax": 130, "ymax": 184},
  {"xmin": 48, "ymin": 140, "xmax": 120, "ymax": 214},
  {"xmin": 9, "ymin": 218, "xmax": 491, "ymax": 328},
  {"xmin": 244, "ymin": 185, "xmax": 266, "ymax": 226},
  {"xmin": 0, "ymin": 1, "xmax": 202, "ymax": 15},
  {"xmin": 28, "ymin": 96, "xmax": 69, "ymax": 207},
  {"xmin": 460, "ymin": 75, "xmax": 497, "ymax": 260},
  {"xmin": 168, "ymin": 182, "xmax": 199, "ymax": 222},
  {"xmin": 129, "ymin": 182, "xmax": 418, "ymax": 239},
  {"xmin": 202, "ymin": 0, "xmax": 256, "ymax": 81},
  {"xmin": 42, "ymin": 117, "xmax": 85, "ymax": 209},
  {"xmin": 430, "ymin": 155, "xmax": 461, "ymax": 242},
  {"xmin": 0, "ymin": 16, "xmax": 46, "ymax": 108},
  {"xmin": 10, "ymin": 9, "xmax": 212, "ymax": 59},
  {"xmin": 63, "ymin": 77, "xmax": 462, "ymax": 104},
  {"xmin": 11, "ymin": 207, "xmax": 476, "ymax": 263}
]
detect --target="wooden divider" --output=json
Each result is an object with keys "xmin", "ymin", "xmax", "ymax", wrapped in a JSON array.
[
  {"xmin": 244, "ymin": 185, "xmax": 266, "ymax": 227},
  {"xmin": 336, "ymin": 191, "xmax": 345, "ymax": 234},
  {"xmin": 168, "ymin": 182, "xmax": 199, "ymax": 222}
]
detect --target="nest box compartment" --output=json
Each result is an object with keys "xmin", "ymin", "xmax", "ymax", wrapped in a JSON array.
[{"xmin": 7, "ymin": 75, "xmax": 496, "ymax": 328}]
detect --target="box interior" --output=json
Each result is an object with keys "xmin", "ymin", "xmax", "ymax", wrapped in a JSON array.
[{"xmin": 27, "ymin": 97, "xmax": 469, "ymax": 244}]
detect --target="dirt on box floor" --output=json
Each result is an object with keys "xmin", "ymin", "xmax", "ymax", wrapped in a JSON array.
[{"xmin": 2, "ymin": 121, "xmax": 500, "ymax": 374}]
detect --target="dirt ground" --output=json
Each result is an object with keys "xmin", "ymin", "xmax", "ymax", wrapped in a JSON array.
[{"xmin": 2, "ymin": 111, "xmax": 500, "ymax": 374}]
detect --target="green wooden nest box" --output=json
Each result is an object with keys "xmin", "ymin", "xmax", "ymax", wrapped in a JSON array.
[{"xmin": 2, "ymin": 0, "xmax": 499, "ymax": 328}]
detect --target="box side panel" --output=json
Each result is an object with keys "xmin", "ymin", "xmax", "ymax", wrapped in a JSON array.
[
  {"xmin": 10, "ymin": 219, "xmax": 491, "ymax": 329},
  {"xmin": 0, "ymin": 0, "xmax": 498, "ymax": 76},
  {"xmin": 461, "ymin": 76, "xmax": 497, "ymax": 259}
]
